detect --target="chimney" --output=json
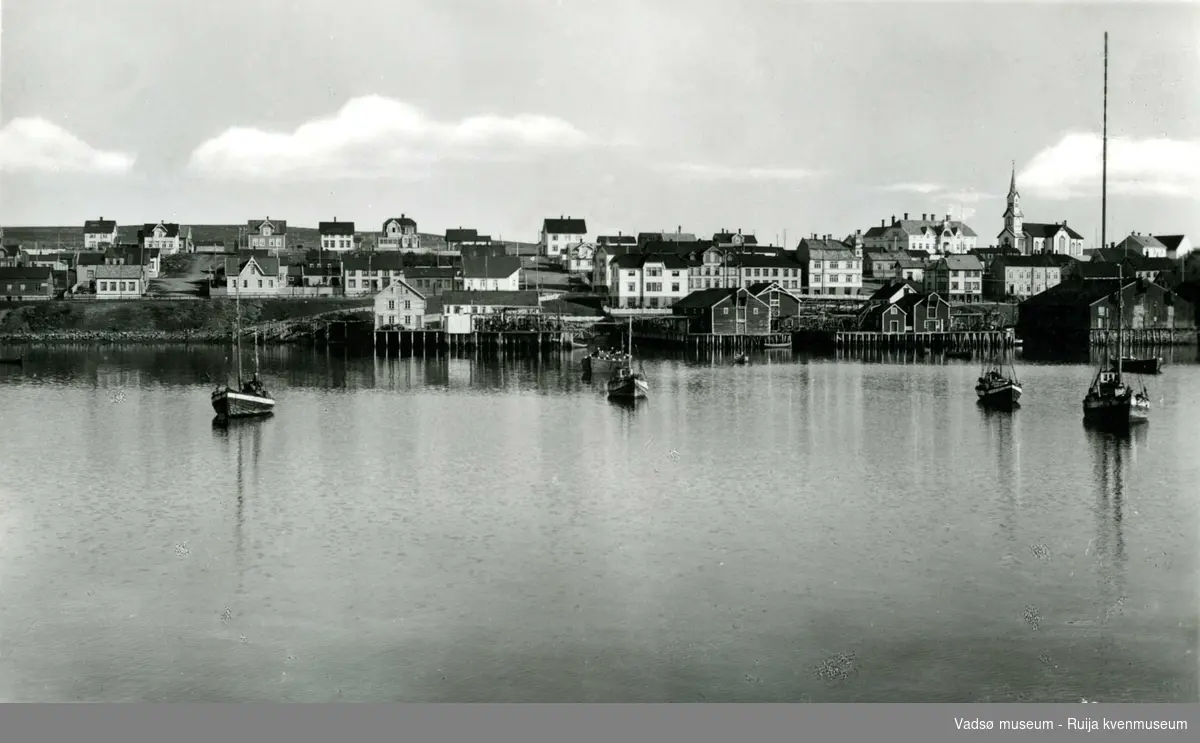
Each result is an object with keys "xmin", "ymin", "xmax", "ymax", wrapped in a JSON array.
[
  {"xmin": 945, "ymin": 213, "xmax": 951, "ymax": 222},
  {"xmin": 737, "ymin": 228, "xmax": 742, "ymax": 235},
  {"xmin": 677, "ymin": 225, "xmax": 682, "ymax": 234},
  {"xmin": 904, "ymin": 213, "xmax": 909, "ymax": 220},
  {"xmin": 881, "ymin": 219, "xmax": 885, "ymax": 227},
  {"xmin": 922, "ymin": 213, "xmax": 927, "ymax": 221}
]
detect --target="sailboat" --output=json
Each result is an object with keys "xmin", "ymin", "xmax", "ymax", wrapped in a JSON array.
[
  {"xmin": 975, "ymin": 353, "xmax": 1022, "ymax": 408},
  {"xmin": 211, "ymin": 262, "xmax": 275, "ymax": 420},
  {"xmin": 606, "ymin": 317, "xmax": 648, "ymax": 399},
  {"xmin": 1082, "ymin": 32, "xmax": 1149, "ymax": 429}
]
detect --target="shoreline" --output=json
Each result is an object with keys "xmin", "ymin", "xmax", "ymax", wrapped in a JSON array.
[{"xmin": 0, "ymin": 330, "xmax": 302, "ymax": 345}]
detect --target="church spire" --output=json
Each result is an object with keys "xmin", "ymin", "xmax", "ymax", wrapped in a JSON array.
[{"xmin": 1009, "ymin": 160, "xmax": 1017, "ymax": 196}]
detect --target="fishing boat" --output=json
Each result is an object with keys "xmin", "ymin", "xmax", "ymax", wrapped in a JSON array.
[
  {"xmin": 211, "ymin": 268, "xmax": 275, "ymax": 420},
  {"xmin": 1110, "ymin": 356, "xmax": 1163, "ymax": 375},
  {"xmin": 763, "ymin": 340, "xmax": 792, "ymax": 349},
  {"xmin": 582, "ymin": 348, "xmax": 631, "ymax": 375},
  {"xmin": 0, "ymin": 355, "xmax": 22, "ymax": 366},
  {"xmin": 606, "ymin": 318, "xmax": 648, "ymax": 399},
  {"xmin": 975, "ymin": 355, "xmax": 1022, "ymax": 408},
  {"xmin": 733, "ymin": 353, "xmax": 749, "ymax": 365},
  {"xmin": 1082, "ymin": 32, "xmax": 1150, "ymax": 430}
]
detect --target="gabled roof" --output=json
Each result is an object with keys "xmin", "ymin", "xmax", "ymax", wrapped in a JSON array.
[
  {"xmin": 712, "ymin": 232, "xmax": 759, "ymax": 245},
  {"xmin": 247, "ymin": 218, "xmax": 288, "ymax": 234},
  {"xmin": 543, "ymin": 217, "xmax": 587, "ymax": 234},
  {"xmin": 1154, "ymin": 235, "xmax": 1187, "ymax": 251},
  {"xmin": 1022, "ymin": 222, "xmax": 1085, "ymax": 240},
  {"xmin": 405, "ymin": 266, "xmax": 459, "ymax": 279},
  {"xmin": 0, "ymin": 267, "xmax": 53, "ymax": 280},
  {"xmin": 445, "ymin": 228, "xmax": 480, "ymax": 242},
  {"xmin": 612, "ymin": 252, "xmax": 691, "ymax": 270},
  {"xmin": 94, "ymin": 264, "xmax": 144, "ymax": 279},
  {"xmin": 142, "ymin": 222, "xmax": 181, "ymax": 238},
  {"xmin": 894, "ymin": 291, "xmax": 944, "ymax": 313},
  {"xmin": 225, "ymin": 255, "xmax": 281, "ymax": 277},
  {"xmin": 993, "ymin": 254, "xmax": 1063, "ymax": 269},
  {"xmin": 672, "ymin": 288, "xmax": 743, "ymax": 309},
  {"xmin": 83, "ymin": 219, "xmax": 117, "ymax": 233},
  {"xmin": 461, "ymin": 255, "xmax": 523, "ymax": 279},
  {"xmin": 1116, "ymin": 233, "xmax": 1167, "ymax": 250},
  {"xmin": 797, "ymin": 237, "xmax": 857, "ymax": 260},
  {"xmin": 342, "ymin": 253, "xmax": 406, "ymax": 272},
  {"xmin": 76, "ymin": 252, "xmax": 108, "ymax": 266},
  {"xmin": 319, "ymin": 220, "xmax": 355, "ymax": 236},
  {"xmin": 1075, "ymin": 262, "xmax": 1123, "ymax": 279},
  {"xmin": 936, "ymin": 254, "xmax": 984, "ymax": 271},
  {"xmin": 730, "ymin": 253, "xmax": 804, "ymax": 270},
  {"xmin": 884, "ymin": 218, "xmax": 978, "ymax": 238},
  {"xmin": 378, "ymin": 278, "xmax": 425, "ymax": 300},
  {"xmin": 868, "ymin": 280, "xmax": 920, "ymax": 302},
  {"xmin": 1123, "ymin": 254, "xmax": 1177, "ymax": 272},
  {"xmin": 383, "ymin": 215, "xmax": 417, "ymax": 230},
  {"xmin": 440, "ymin": 290, "xmax": 541, "ymax": 307},
  {"xmin": 1022, "ymin": 278, "xmax": 1140, "ymax": 307},
  {"xmin": 597, "ymin": 234, "xmax": 637, "ymax": 246},
  {"xmin": 746, "ymin": 281, "xmax": 798, "ymax": 298}
]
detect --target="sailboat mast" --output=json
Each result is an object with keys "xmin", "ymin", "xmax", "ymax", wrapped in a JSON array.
[
  {"xmin": 235, "ymin": 229, "xmax": 244, "ymax": 386},
  {"xmin": 254, "ymin": 330, "xmax": 260, "ymax": 376},
  {"xmin": 1101, "ymin": 31, "xmax": 1108, "ymax": 255}
]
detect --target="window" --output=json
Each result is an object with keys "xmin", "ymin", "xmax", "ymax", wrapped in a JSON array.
[
  {"xmin": 388, "ymin": 300, "xmax": 395, "ymax": 310},
  {"xmin": 243, "ymin": 280, "xmax": 248, "ymax": 288},
  {"xmin": 268, "ymin": 280, "xmax": 274, "ymax": 288},
  {"xmin": 723, "ymin": 307, "xmax": 730, "ymax": 315},
  {"xmin": 404, "ymin": 315, "xmax": 412, "ymax": 325},
  {"xmin": 752, "ymin": 307, "xmax": 759, "ymax": 315},
  {"xmin": 403, "ymin": 300, "xmax": 411, "ymax": 310},
  {"xmin": 671, "ymin": 283, "xmax": 680, "ymax": 292},
  {"xmin": 258, "ymin": 279, "xmax": 263, "ymax": 288},
  {"xmin": 626, "ymin": 283, "xmax": 635, "ymax": 292}
]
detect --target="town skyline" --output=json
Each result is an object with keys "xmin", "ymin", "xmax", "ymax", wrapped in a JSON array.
[{"xmin": 1, "ymin": 1, "xmax": 1197, "ymax": 245}]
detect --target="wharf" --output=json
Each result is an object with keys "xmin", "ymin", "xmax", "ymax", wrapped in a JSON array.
[
  {"xmin": 833, "ymin": 329, "xmax": 1015, "ymax": 350},
  {"xmin": 373, "ymin": 328, "xmax": 577, "ymax": 356}
]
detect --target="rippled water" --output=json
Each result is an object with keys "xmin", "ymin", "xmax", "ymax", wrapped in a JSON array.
[{"xmin": 0, "ymin": 343, "xmax": 1197, "ymax": 702}]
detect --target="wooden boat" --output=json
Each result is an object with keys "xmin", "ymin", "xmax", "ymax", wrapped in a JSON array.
[
  {"xmin": 0, "ymin": 356, "xmax": 22, "ymax": 366},
  {"xmin": 211, "ymin": 270, "xmax": 275, "ymax": 420},
  {"xmin": 1110, "ymin": 356, "xmax": 1163, "ymax": 375},
  {"xmin": 733, "ymin": 353, "xmax": 749, "ymax": 365},
  {"xmin": 582, "ymin": 349, "xmax": 630, "ymax": 375},
  {"xmin": 975, "ymin": 356, "xmax": 1022, "ymax": 408},
  {"xmin": 569, "ymin": 338, "xmax": 590, "ymax": 350},
  {"xmin": 1083, "ymin": 34, "xmax": 1149, "ymax": 430},
  {"xmin": 763, "ymin": 341, "xmax": 792, "ymax": 349},
  {"xmin": 606, "ymin": 318, "xmax": 648, "ymax": 400}
]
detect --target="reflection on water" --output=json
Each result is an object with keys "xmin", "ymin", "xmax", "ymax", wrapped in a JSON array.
[{"xmin": 0, "ymin": 344, "xmax": 1196, "ymax": 702}]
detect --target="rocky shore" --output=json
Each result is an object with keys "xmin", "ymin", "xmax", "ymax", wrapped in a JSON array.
[{"xmin": 0, "ymin": 329, "xmax": 302, "ymax": 345}]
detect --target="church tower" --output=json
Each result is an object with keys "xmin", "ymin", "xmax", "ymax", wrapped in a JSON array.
[{"xmin": 1001, "ymin": 161, "xmax": 1024, "ymax": 253}]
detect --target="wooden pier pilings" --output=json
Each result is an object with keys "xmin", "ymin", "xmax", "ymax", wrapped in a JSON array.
[
  {"xmin": 833, "ymin": 329, "xmax": 1015, "ymax": 351},
  {"xmin": 371, "ymin": 329, "xmax": 575, "ymax": 357}
]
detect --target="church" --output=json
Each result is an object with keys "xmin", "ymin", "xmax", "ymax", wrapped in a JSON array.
[{"xmin": 997, "ymin": 164, "xmax": 1085, "ymax": 256}]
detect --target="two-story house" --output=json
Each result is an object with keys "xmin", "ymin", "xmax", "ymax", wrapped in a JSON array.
[
  {"xmin": 566, "ymin": 242, "xmax": 597, "ymax": 276},
  {"xmin": 444, "ymin": 228, "xmax": 491, "ymax": 254},
  {"xmin": 1153, "ymin": 235, "xmax": 1192, "ymax": 261},
  {"xmin": 224, "ymin": 256, "xmax": 282, "ymax": 297},
  {"xmin": 83, "ymin": 218, "xmax": 119, "ymax": 250},
  {"xmin": 374, "ymin": 278, "xmax": 427, "ymax": 329},
  {"xmin": 924, "ymin": 254, "xmax": 984, "ymax": 303},
  {"xmin": 74, "ymin": 252, "xmax": 107, "ymax": 288},
  {"xmin": 541, "ymin": 216, "xmax": 587, "ymax": 262},
  {"xmin": 140, "ymin": 221, "xmax": 189, "ymax": 255},
  {"xmin": 609, "ymin": 253, "xmax": 690, "ymax": 309},
  {"xmin": 986, "ymin": 254, "xmax": 1064, "ymax": 301},
  {"xmin": 343, "ymin": 253, "xmax": 406, "ymax": 296},
  {"xmin": 862, "ymin": 214, "xmax": 978, "ymax": 254},
  {"xmin": 379, "ymin": 215, "xmax": 420, "ymax": 251},
  {"xmin": 712, "ymin": 229, "xmax": 758, "ymax": 248},
  {"xmin": 461, "ymin": 255, "xmax": 522, "ymax": 292},
  {"xmin": 731, "ymin": 254, "xmax": 806, "ymax": 292},
  {"xmin": 795, "ymin": 236, "xmax": 863, "ymax": 296},
  {"xmin": 592, "ymin": 243, "xmax": 640, "ymax": 291},
  {"xmin": 319, "ymin": 219, "xmax": 356, "ymax": 251},
  {"xmin": 1112, "ymin": 233, "xmax": 1168, "ymax": 259},
  {"xmin": 246, "ymin": 218, "xmax": 288, "ymax": 252},
  {"xmin": 107, "ymin": 244, "xmax": 160, "ymax": 279}
]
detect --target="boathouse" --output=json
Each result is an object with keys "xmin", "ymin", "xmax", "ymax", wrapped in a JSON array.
[
  {"xmin": 859, "ymin": 291, "xmax": 951, "ymax": 333},
  {"xmin": 1017, "ymin": 278, "xmax": 1197, "ymax": 349},
  {"xmin": 671, "ymin": 287, "xmax": 771, "ymax": 335}
]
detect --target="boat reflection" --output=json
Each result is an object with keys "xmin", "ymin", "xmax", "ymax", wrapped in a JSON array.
[
  {"xmin": 607, "ymin": 395, "xmax": 645, "ymax": 413},
  {"xmin": 1085, "ymin": 423, "xmax": 1141, "ymax": 632}
]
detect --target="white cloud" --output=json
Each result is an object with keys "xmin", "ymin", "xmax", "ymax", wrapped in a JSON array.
[
  {"xmin": 0, "ymin": 118, "xmax": 135, "ymax": 174},
  {"xmin": 1020, "ymin": 131, "xmax": 1200, "ymax": 199},
  {"xmin": 186, "ymin": 95, "xmax": 593, "ymax": 180},
  {"xmin": 658, "ymin": 162, "xmax": 821, "ymax": 182},
  {"xmin": 880, "ymin": 182, "xmax": 943, "ymax": 194}
]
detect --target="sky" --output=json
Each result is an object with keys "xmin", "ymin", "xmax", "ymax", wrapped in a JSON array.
[{"xmin": 1, "ymin": 0, "xmax": 1198, "ymax": 247}]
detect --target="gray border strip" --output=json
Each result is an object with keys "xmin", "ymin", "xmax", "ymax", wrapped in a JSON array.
[{"xmin": 0, "ymin": 703, "xmax": 1195, "ymax": 742}]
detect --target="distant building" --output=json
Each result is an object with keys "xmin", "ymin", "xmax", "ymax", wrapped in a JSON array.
[
  {"xmin": 246, "ymin": 218, "xmax": 288, "ymax": 252},
  {"xmin": 404, "ymin": 266, "xmax": 460, "ymax": 297},
  {"xmin": 343, "ymin": 253, "xmax": 406, "ymax": 296},
  {"xmin": 746, "ymin": 281, "xmax": 801, "ymax": 319},
  {"xmin": 671, "ymin": 287, "xmax": 772, "ymax": 335},
  {"xmin": 445, "ymin": 228, "xmax": 490, "ymax": 254},
  {"xmin": 862, "ymin": 213, "xmax": 978, "ymax": 254},
  {"xmin": 94, "ymin": 264, "xmax": 145, "ymax": 299},
  {"xmin": 565, "ymin": 242, "xmax": 597, "ymax": 275},
  {"xmin": 866, "ymin": 280, "xmax": 921, "ymax": 307},
  {"xmin": 986, "ymin": 254, "xmax": 1065, "ymax": 301},
  {"xmin": 597, "ymin": 234, "xmax": 637, "ymax": 249},
  {"xmin": 440, "ymin": 290, "xmax": 542, "ymax": 334},
  {"xmin": 540, "ymin": 216, "xmax": 587, "ymax": 261},
  {"xmin": 1112, "ymin": 233, "xmax": 1168, "ymax": 259},
  {"xmin": 224, "ymin": 256, "xmax": 281, "ymax": 297},
  {"xmin": 861, "ymin": 291, "xmax": 951, "ymax": 334},
  {"xmin": 379, "ymin": 215, "xmax": 419, "ymax": 251},
  {"xmin": 712, "ymin": 229, "xmax": 758, "ymax": 248},
  {"xmin": 374, "ymin": 278, "xmax": 427, "ymax": 330},
  {"xmin": 795, "ymin": 235, "xmax": 863, "ymax": 296},
  {"xmin": 461, "ymin": 255, "xmax": 522, "ymax": 292},
  {"xmin": 1018, "ymin": 277, "xmax": 1196, "ymax": 349},
  {"xmin": 609, "ymin": 252, "xmax": 690, "ymax": 309},
  {"xmin": 0, "ymin": 266, "xmax": 54, "ymax": 300},
  {"xmin": 924, "ymin": 254, "xmax": 984, "ymax": 303},
  {"xmin": 1153, "ymin": 235, "xmax": 1193, "ymax": 261},
  {"xmin": 319, "ymin": 219, "xmax": 355, "ymax": 251},
  {"xmin": 83, "ymin": 218, "xmax": 119, "ymax": 250},
  {"xmin": 75, "ymin": 252, "xmax": 107, "ymax": 287},
  {"xmin": 141, "ymin": 221, "xmax": 188, "ymax": 255},
  {"xmin": 863, "ymin": 249, "xmax": 901, "ymax": 279},
  {"xmin": 997, "ymin": 165, "xmax": 1085, "ymax": 256}
]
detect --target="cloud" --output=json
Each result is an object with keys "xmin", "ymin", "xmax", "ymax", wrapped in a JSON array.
[
  {"xmin": 0, "ymin": 118, "xmax": 136, "ymax": 174},
  {"xmin": 186, "ymin": 96, "xmax": 593, "ymax": 180},
  {"xmin": 880, "ymin": 182, "xmax": 943, "ymax": 194},
  {"xmin": 1019, "ymin": 131, "xmax": 1200, "ymax": 199},
  {"xmin": 657, "ymin": 162, "xmax": 821, "ymax": 182}
]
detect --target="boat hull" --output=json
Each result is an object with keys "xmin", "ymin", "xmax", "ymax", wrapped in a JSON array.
[
  {"xmin": 1083, "ymin": 393, "xmax": 1149, "ymax": 427},
  {"xmin": 583, "ymin": 355, "xmax": 630, "ymax": 374},
  {"xmin": 976, "ymin": 382, "xmax": 1022, "ymax": 407},
  {"xmin": 763, "ymin": 342, "xmax": 792, "ymax": 349},
  {"xmin": 212, "ymin": 388, "xmax": 276, "ymax": 419},
  {"xmin": 1111, "ymin": 357, "xmax": 1163, "ymax": 375},
  {"xmin": 607, "ymin": 375, "xmax": 649, "ymax": 399}
]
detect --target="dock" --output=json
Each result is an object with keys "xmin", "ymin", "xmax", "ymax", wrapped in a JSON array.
[
  {"xmin": 373, "ymin": 329, "xmax": 577, "ymax": 356},
  {"xmin": 833, "ymin": 329, "xmax": 1015, "ymax": 350}
]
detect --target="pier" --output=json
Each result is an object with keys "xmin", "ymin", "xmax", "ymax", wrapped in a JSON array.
[
  {"xmin": 372, "ymin": 329, "xmax": 576, "ymax": 356},
  {"xmin": 834, "ymin": 329, "xmax": 1015, "ymax": 350}
]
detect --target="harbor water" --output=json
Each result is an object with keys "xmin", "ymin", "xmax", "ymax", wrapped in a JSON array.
[{"xmin": 0, "ymin": 344, "xmax": 1197, "ymax": 702}]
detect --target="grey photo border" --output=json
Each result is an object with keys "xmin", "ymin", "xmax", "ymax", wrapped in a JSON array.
[{"xmin": 0, "ymin": 703, "xmax": 1197, "ymax": 742}]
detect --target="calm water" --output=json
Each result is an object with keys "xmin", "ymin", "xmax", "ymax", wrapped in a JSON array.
[{"xmin": 0, "ymin": 343, "xmax": 1197, "ymax": 702}]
